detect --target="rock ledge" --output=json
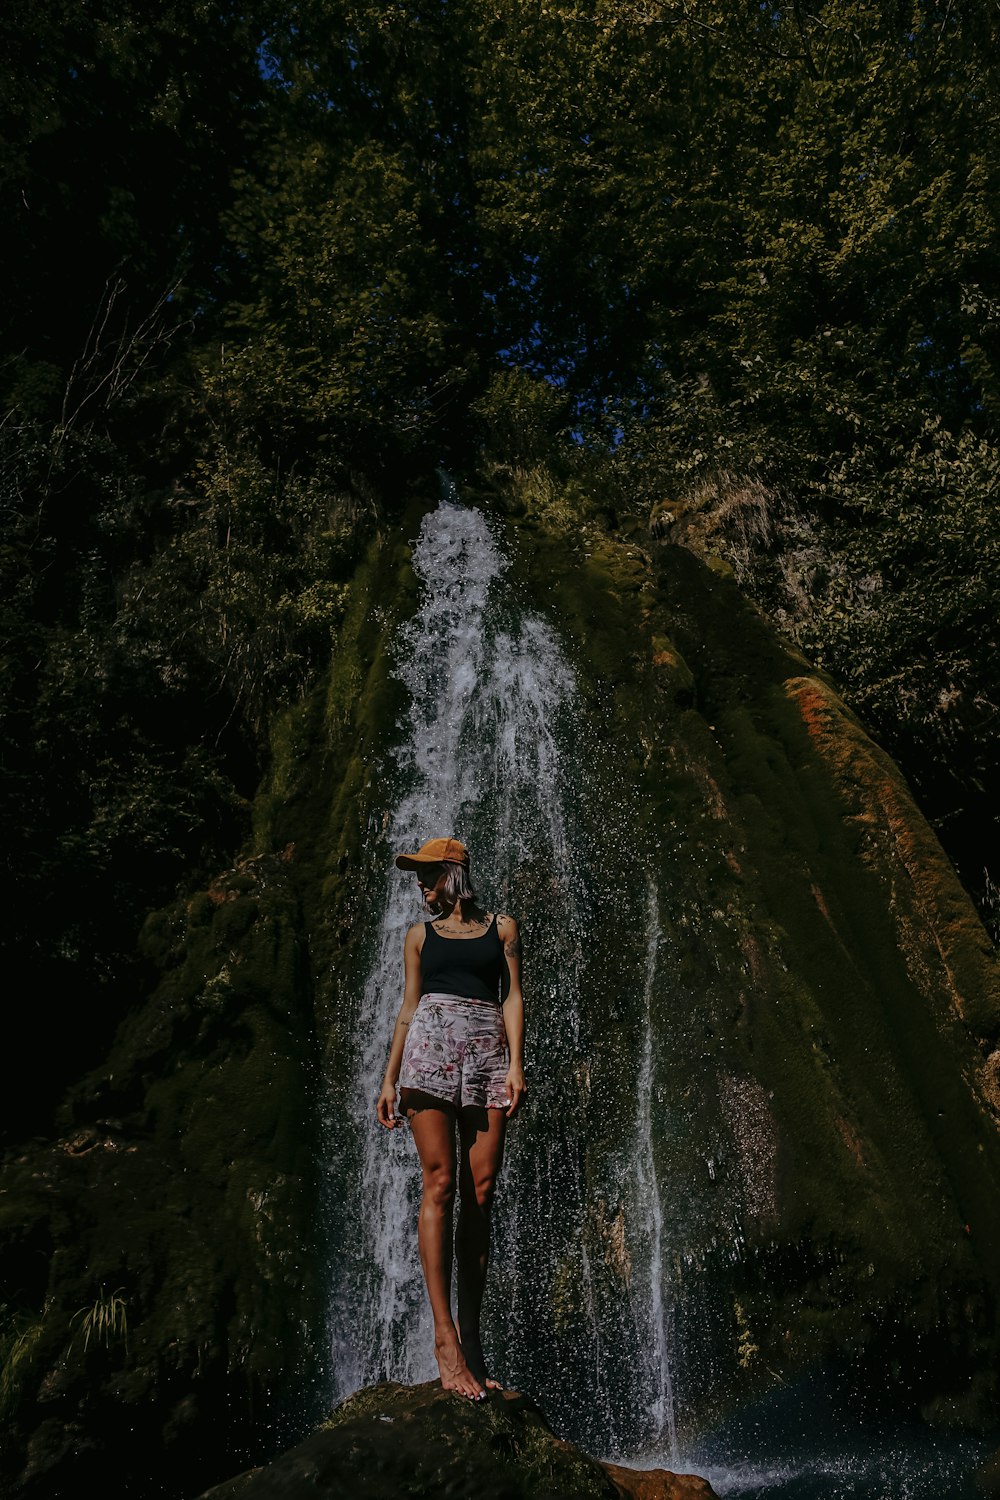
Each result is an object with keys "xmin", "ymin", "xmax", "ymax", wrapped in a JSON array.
[{"xmin": 196, "ymin": 1380, "xmax": 718, "ymax": 1499}]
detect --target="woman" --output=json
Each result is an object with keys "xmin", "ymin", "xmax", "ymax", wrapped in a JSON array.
[{"xmin": 376, "ymin": 836, "xmax": 526, "ymax": 1401}]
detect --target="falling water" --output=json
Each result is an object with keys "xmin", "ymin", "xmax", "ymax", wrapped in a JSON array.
[
  {"xmin": 324, "ymin": 496, "xmax": 681, "ymax": 1458},
  {"xmin": 308, "ymin": 494, "xmax": 1000, "ymax": 1498},
  {"xmin": 630, "ymin": 875, "xmax": 680, "ymax": 1464},
  {"xmin": 326, "ymin": 499, "xmax": 584, "ymax": 1390}
]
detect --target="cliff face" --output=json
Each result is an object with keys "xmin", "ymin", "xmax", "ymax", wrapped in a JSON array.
[
  {"xmin": 2, "ymin": 477, "xmax": 999, "ymax": 1496},
  {"xmin": 501, "ymin": 489, "xmax": 1000, "ymax": 1438},
  {"xmin": 557, "ymin": 532, "xmax": 1000, "ymax": 1430},
  {"xmin": 0, "ymin": 850, "xmax": 319, "ymax": 1496},
  {"xmin": 0, "ymin": 508, "xmax": 423, "ymax": 1498}
]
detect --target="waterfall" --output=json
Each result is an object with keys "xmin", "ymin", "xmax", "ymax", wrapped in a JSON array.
[
  {"xmin": 631, "ymin": 875, "xmax": 680, "ymax": 1465},
  {"xmin": 310, "ymin": 494, "xmax": 1000, "ymax": 1500},
  {"xmin": 324, "ymin": 497, "xmax": 679, "ymax": 1459}
]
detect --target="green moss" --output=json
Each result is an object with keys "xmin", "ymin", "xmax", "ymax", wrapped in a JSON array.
[
  {"xmin": 7, "ymin": 463, "xmax": 1000, "ymax": 1493},
  {"xmin": 0, "ymin": 1309, "xmax": 46, "ymax": 1424},
  {"xmin": 498, "ymin": 466, "xmax": 1000, "ymax": 1425},
  {"xmin": 0, "ymin": 834, "xmax": 325, "ymax": 1493},
  {"xmin": 221, "ymin": 1380, "xmax": 621, "ymax": 1500},
  {"xmin": 267, "ymin": 512, "xmax": 430, "ymax": 1072}
]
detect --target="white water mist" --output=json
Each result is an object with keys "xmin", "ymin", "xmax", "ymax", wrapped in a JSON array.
[
  {"xmin": 631, "ymin": 874, "xmax": 680, "ymax": 1462},
  {"xmin": 324, "ymin": 497, "xmax": 680, "ymax": 1462},
  {"xmin": 328, "ymin": 499, "xmax": 586, "ymax": 1396}
]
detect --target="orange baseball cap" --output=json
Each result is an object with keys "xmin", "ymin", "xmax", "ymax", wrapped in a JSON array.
[{"xmin": 395, "ymin": 836, "xmax": 469, "ymax": 871}]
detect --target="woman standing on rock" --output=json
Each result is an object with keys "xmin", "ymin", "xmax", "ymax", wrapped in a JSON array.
[{"xmin": 377, "ymin": 836, "xmax": 526, "ymax": 1401}]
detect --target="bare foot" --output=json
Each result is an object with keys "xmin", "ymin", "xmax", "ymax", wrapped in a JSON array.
[
  {"xmin": 435, "ymin": 1334, "xmax": 486, "ymax": 1400},
  {"xmin": 458, "ymin": 1329, "xmax": 504, "ymax": 1392}
]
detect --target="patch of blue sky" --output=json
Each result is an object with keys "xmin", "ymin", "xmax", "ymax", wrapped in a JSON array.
[
  {"xmin": 256, "ymin": 39, "xmax": 289, "ymax": 88},
  {"xmin": 912, "ymin": 332, "xmax": 970, "ymax": 386},
  {"xmin": 494, "ymin": 333, "xmax": 577, "ymax": 384},
  {"xmin": 257, "ymin": 33, "xmax": 363, "ymax": 96}
]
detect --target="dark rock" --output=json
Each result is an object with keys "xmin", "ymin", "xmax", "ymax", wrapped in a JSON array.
[
  {"xmin": 7, "ymin": 489, "xmax": 1000, "ymax": 1494},
  {"xmin": 0, "ymin": 847, "xmax": 324, "ymax": 1498},
  {"xmin": 193, "ymin": 1381, "xmax": 719, "ymax": 1500},
  {"xmin": 977, "ymin": 1443, "xmax": 1000, "ymax": 1497},
  {"xmin": 602, "ymin": 1460, "xmax": 717, "ymax": 1500}
]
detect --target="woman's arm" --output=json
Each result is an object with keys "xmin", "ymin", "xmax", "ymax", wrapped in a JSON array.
[
  {"xmin": 376, "ymin": 923, "xmax": 424, "ymax": 1128},
  {"xmin": 498, "ymin": 914, "xmax": 526, "ymax": 1118}
]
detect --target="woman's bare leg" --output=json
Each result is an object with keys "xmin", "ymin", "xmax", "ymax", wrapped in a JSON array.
[
  {"xmin": 456, "ymin": 1104, "xmax": 507, "ymax": 1390},
  {"xmin": 405, "ymin": 1091, "xmax": 485, "ymax": 1399}
]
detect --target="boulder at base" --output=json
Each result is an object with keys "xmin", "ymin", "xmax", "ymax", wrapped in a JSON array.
[{"xmin": 195, "ymin": 1381, "xmax": 718, "ymax": 1500}]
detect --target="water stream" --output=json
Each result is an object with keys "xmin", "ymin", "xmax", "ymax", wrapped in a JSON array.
[
  {"xmin": 324, "ymin": 497, "xmax": 679, "ymax": 1457},
  {"xmin": 320, "ymin": 495, "xmax": 992, "ymax": 1496},
  {"xmin": 630, "ymin": 874, "xmax": 680, "ymax": 1465}
]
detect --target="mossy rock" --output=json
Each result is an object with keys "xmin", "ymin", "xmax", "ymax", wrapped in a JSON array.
[
  {"xmin": 0, "ymin": 847, "xmax": 321, "ymax": 1498},
  {"xmin": 0, "ymin": 493, "xmax": 435, "ymax": 1499},
  {"xmin": 196, "ymin": 1381, "xmax": 718, "ymax": 1500},
  {"xmin": 7, "ymin": 462, "xmax": 1000, "ymax": 1495},
  {"xmin": 496, "ymin": 470, "xmax": 1000, "ymax": 1432}
]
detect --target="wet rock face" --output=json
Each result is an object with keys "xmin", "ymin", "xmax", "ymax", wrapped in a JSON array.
[
  {"xmin": 509, "ymin": 498, "xmax": 1000, "ymax": 1433},
  {"xmin": 5, "ymin": 477, "xmax": 1000, "ymax": 1494},
  {"xmin": 0, "ymin": 848, "xmax": 322, "ymax": 1498},
  {"xmin": 0, "ymin": 513, "xmax": 421, "ymax": 1500},
  {"xmin": 195, "ymin": 1381, "xmax": 719, "ymax": 1500}
]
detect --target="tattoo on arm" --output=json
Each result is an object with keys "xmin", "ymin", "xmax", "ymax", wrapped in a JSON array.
[{"xmin": 499, "ymin": 914, "xmax": 522, "ymax": 960}]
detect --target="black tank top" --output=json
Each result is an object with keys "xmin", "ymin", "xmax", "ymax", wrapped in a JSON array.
[{"xmin": 420, "ymin": 914, "xmax": 505, "ymax": 1005}]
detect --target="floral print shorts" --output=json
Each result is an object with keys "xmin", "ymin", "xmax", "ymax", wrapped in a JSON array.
[{"xmin": 399, "ymin": 993, "xmax": 509, "ymax": 1110}]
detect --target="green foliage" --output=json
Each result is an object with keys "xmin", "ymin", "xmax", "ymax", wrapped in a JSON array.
[
  {"xmin": 4, "ymin": 0, "xmax": 1000, "ymax": 1132},
  {"xmin": 0, "ymin": 0, "xmax": 273, "ymax": 362},
  {"xmin": 471, "ymin": 369, "xmax": 569, "ymax": 467},
  {"xmin": 71, "ymin": 1289, "xmax": 129, "ymax": 1354},
  {"xmin": 605, "ymin": 364, "xmax": 1000, "ymax": 899},
  {"xmin": 0, "ymin": 1308, "xmax": 45, "ymax": 1423},
  {"xmin": 221, "ymin": 138, "xmax": 468, "ymax": 461}
]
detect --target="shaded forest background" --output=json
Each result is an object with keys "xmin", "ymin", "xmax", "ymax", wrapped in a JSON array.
[{"xmin": 3, "ymin": 0, "xmax": 1000, "ymax": 1139}]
